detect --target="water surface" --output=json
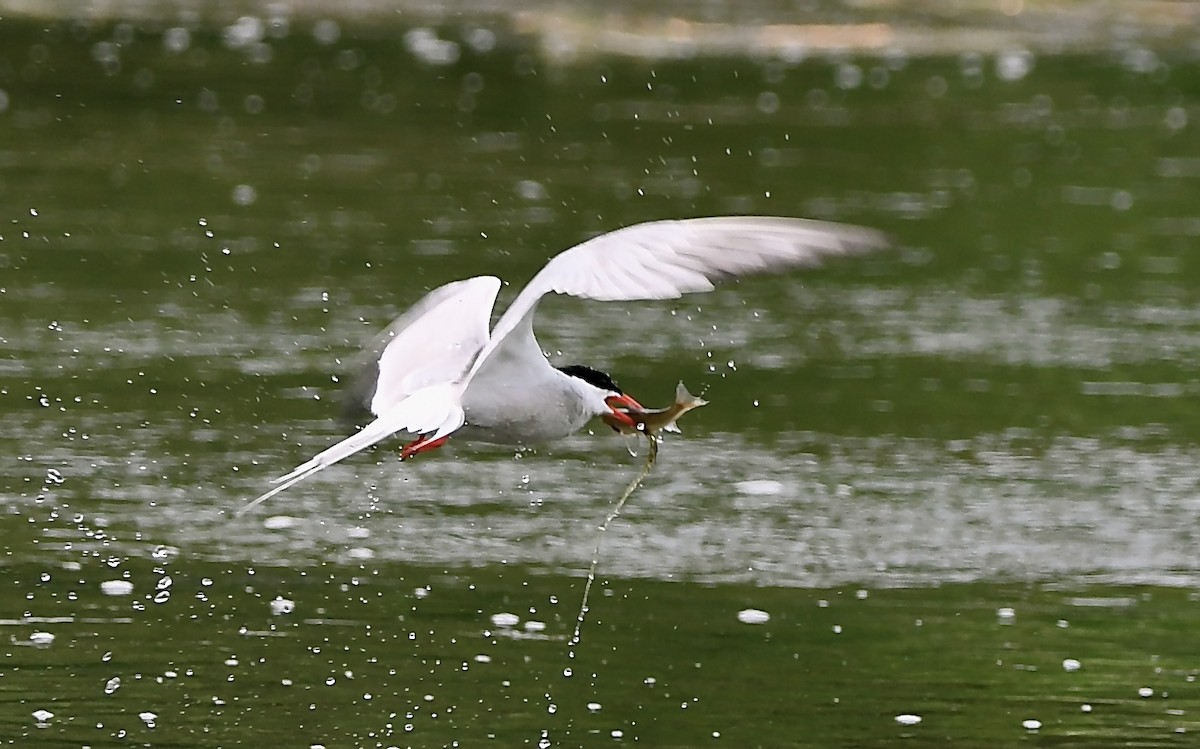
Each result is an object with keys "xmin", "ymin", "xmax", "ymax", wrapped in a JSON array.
[{"xmin": 2, "ymin": 8, "xmax": 1200, "ymax": 747}]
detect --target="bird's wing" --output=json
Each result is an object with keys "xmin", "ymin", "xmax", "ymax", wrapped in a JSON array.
[
  {"xmin": 240, "ymin": 382, "xmax": 464, "ymax": 515},
  {"xmin": 368, "ymin": 276, "xmax": 500, "ymax": 415},
  {"xmin": 467, "ymin": 216, "xmax": 888, "ymax": 380},
  {"xmin": 243, "ymin": 277, "xmax": 499, "ymax": 514}
]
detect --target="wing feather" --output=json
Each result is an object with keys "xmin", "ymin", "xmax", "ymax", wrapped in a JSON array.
[
  {"xmin": 246, "ymin": 216, "xmax": 886, "ymax": 512},
  {"xmin": 468, "ymin": 216, "xmax": 887, "ymax": 380},
  {"xmin": 244, "ymin": 278, "xmax": 498, "ymax": 512},
  {"xmin": 369, "ymin": 276, "xmax": 500, "ymax": 415}
]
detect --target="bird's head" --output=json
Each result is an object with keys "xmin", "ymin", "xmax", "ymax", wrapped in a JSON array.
[{"xmin": 556, "ymin": 364, "xmax": 643, "ymax": 431}]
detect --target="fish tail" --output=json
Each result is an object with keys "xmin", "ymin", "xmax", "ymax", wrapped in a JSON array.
[{"xmin": 674, "ymin": 381, "xmax": 709, "ymax": 408}]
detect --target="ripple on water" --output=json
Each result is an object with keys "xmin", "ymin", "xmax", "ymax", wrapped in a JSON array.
[
  {"xmin": 12, "ymin": 248, "xmax": 1200, "ymax": 589},
  {"xmin": 32, "ymin": 422, "xmax": 1200, "ymax": 590}
]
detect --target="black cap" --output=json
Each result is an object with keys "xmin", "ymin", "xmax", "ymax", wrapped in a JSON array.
[{"xmin": 556, "ymin": 364, "xmax": 623, "ymax": 394}]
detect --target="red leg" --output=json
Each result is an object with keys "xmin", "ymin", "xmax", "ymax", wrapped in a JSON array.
[{"xmin": 400, "ymin": 434, "xmax": 450, "ymax": 460}]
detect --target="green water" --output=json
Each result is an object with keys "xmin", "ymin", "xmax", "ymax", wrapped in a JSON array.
[{"xmin": 2, "ymin": 8, "xmax": 1200, "ymax": 747}]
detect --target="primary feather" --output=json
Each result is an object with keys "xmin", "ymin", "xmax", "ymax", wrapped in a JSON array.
[{"xmin": 473, "ymin": 216, "xmax": 887, "ymax": 375}]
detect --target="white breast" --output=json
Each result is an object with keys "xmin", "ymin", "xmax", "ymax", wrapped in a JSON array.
[{"xmin": 460, "ymin": 364, "xmax": 604, "ymax": 445}]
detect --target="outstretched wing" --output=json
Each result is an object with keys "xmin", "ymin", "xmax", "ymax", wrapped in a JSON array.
[
  {"xmin": 368, "ymin": 276, "xmax": 501, "ymax": 414},
  {"xmin": 242, "ymin": 276, "xmax": 501, "ymax": 513},
  {"xmin": 341, "ymin": 276, "xmax": 500, "ymax": 422},
  {"xmin": 467, "ymin": 216, "xmax": 888, "ymax": 381}
]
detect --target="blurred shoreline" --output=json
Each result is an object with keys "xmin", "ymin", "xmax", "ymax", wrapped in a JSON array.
[{"xmin": 2, "ymin": 0, "xmax": 1199, "ymax": 59}]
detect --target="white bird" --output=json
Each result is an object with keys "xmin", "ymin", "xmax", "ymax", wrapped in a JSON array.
[{"xmin": 242, "ymin": 216, "xmax": 887, "ymax": 513}]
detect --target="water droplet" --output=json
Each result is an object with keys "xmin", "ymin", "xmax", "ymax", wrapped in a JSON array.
[
  {"xmin": 1062, "ymin": 658, "xmax": 1082, "ymax": 672},
  {"xmin": 895, "ymin": 714, "xmax": 922, "ymax": 726},
  {"xmin": 1022, "ymin": 719, "xmax": 1041, "ymax": 731},
  {"xmin": 153, "ymin": 590, "xmax": 170, "ymax": 604},
  {"xmin": 995, "ymin": 49, "xmax": 1035, "ymax": 81},
  {"xmin": 263, "ymin": 516, "xmax": 297, "ymax": 530},
  {"xmin": 465, "ymin": 28, "xmax": 495, "ymax": 54},
  {"xmin": 100, "ymin": 580, "xmax": 134, "ymax": 596},
  {"xmin": 163, "ymin": 27, "xmax": 190, "ymax": 53},
  {"xmin": 312, "ymin": 19, "xmax": 340, "ymax": 45},
  {"xmin": 836, "ymin": 63, "xmax": 864, "ymax": 89},
  {"xmin": 756, "ymin": 91, "xmax": 780, "ymax": 115},
  {"xmin": 29, "ymin": 631, "xmax": 54, "ymax": 646},
  {"xmin": 490, "ymin": 612, "xmax": 519, "ymax": 628},
  {"xmin": 1165, "ymin": 106, "xmax": 1188, "ymax": 132},
  {"xmin": 232, "ymin": 184, "xmax": 257, "ymax": 206},
  {"xmin": 31, "ymin": 709, "xmax": 53, "ymax": 724},
  {"xmin": 735, "ymin": 479, "xmax": 783, "ymax": 496},
  {"xmin": 515, "ymin": 180, "xmax": 546, "ymax": 201},
  {"xmin": 104, "ymin": 676, "xmax": 121, "ymax": 695},
  {"xmin": 737, "ymin": 608, "xmax": 770, "ymax": 625}
]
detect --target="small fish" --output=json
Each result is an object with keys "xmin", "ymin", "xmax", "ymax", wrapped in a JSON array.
[{"xmin": 602, "ymin": 382, "xmax": 708, "ymax": 436}]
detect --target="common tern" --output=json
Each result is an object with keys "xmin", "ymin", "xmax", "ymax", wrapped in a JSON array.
[{"xmin": 243, "ymin": 215, "xmax": 887, "ymax": 512}]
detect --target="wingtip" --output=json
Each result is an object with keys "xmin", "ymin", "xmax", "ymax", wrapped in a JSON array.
[{"xmin": 829, "ymin": 222, "xmax": 892, "ymax": 257}]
